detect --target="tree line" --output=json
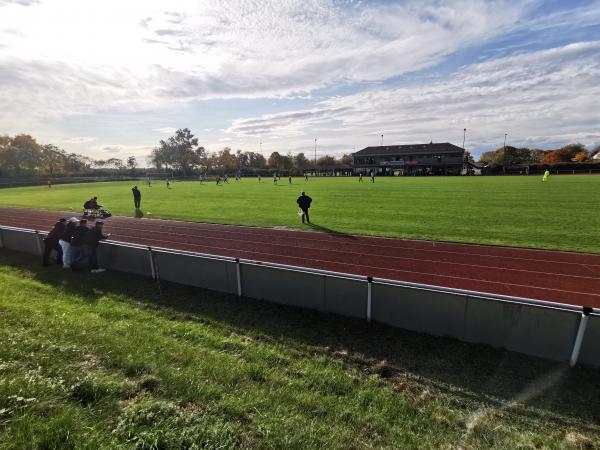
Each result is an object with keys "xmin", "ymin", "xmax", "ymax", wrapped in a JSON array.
[
  {"xmin": 148, "ymin": 128, "xmax": 352, "ymax": 175},
  {"xmin": 2, "ymin": 129, "xmax": 598, "ymax": 178},
  {"xmin": 479, "ymin": 143, "xmax": 600, "ymax": 168}
]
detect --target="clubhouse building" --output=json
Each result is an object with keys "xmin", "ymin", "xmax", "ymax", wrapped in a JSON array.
[{"xmin": 352, "ymin": 142, "xmax": 467, "ymax": 176}]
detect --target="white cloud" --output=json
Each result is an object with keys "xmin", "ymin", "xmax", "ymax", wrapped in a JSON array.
[
  {"xmin": 227, "ymin": 42, "xmax": 600, "ymax": 154},
  {"xmin": 0, "ymin": 0, "xmax": 532, "ymax": 124}
]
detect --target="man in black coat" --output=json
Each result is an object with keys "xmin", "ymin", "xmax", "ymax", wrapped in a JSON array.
[
  {"xmin": 296, "ymin": 192, "xmax": 312, "ymax": 224},
  {"xmin": 42, "ymin": 218, "xmax": 66, "ymax": 266},
  {"xmin": 83, "ymin": 221, "xmax": 110, "ymax": 273},
  {"xmin": 132, "ymin": 186, "xmax": 141, "ymax": 209},
  {"xmin": 70, "ymin": 219, "xmax": 89, "ymax": 270}
]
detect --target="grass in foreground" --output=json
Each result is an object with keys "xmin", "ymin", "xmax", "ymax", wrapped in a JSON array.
[
  {"xmin": 0, "ymin": 250, "xmax": 599, "ymax": 449},
  {"xmin": 1, "ymin": 175, "xmax": 600, "ymax": 253}
]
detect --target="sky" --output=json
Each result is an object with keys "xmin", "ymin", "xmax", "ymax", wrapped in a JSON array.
[{"xmin": 0, "ymin": 0, "xmax": 599, "ymax": 162}]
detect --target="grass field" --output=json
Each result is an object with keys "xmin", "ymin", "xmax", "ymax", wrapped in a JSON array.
[
  {"xmin": 0, "ymin": 175, "xmax": 599, "ymax": 253},
  {"xmin": 1, "ymin": 249, "xmax": 599, "ymax": 449}
]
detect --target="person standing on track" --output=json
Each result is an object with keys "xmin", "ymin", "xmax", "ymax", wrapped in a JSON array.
[
  {"xmin": 132, "ymin": 186, "xmax": 141, "ymax": 210},
  {"xmin": 83, "ymin": 221, "xmax": 110, "ymax": 273},
  {"xmin": 296, "ymin": 191, "xmax": 312, "ymax": 224},
  {"xmin": 42, "ymin": 218, "xmax": 66, "ymax": 266},
  {"xmin": 59, "ymin": 217, "xmax": 78, "ymax": 268}
]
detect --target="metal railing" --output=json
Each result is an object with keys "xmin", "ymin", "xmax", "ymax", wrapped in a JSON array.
[{"xmin": 0, "ymin": 224, "xmax": 597, "ymax": 367}]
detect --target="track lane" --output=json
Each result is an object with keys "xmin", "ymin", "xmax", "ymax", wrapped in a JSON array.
[{"xmin": 1, "ymin": 207, "xmax": 598, "ymax": 307}]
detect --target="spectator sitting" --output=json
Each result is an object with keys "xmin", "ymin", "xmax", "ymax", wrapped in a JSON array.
[{"xmin": 83, "ymin": 197, "xmax": 101, "ymax": 210}]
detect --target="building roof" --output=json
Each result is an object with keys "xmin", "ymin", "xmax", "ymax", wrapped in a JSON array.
[{"xmin": 353, "ymin": 143, "xmax": 464, "ymax": 157}]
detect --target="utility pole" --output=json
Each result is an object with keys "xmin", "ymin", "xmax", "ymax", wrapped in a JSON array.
[
  {"xmin": 314, "ymin": 138, "xmax": 317, "ymax": 165},
  {"xmin": 462, "ymin": 128, "xmax": 467, "ymax": 149},
  {"xmin": 381, "ymin": 134, "xmax": 384, "ymax": 146}
]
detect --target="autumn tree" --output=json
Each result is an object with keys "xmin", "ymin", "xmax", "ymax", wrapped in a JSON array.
[{"xmin": 151, "ymin": 128, "xmax": 203, "ymax": 174}]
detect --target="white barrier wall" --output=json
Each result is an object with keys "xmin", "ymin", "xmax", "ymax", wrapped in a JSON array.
[{"xmin": 1, "ymin": 226, "xmax": 598, "ymax": 368}]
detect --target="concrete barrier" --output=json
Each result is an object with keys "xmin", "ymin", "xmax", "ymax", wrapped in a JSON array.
[
  {"xmin": 1, "ymin": 224, "xmax": 598, "ymax": 368},
  {"xmin": 153, "ymin": 250, "xmax": 238, "ymax": 295}
]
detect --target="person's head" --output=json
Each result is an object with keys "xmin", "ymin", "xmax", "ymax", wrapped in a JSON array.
[
  {"xmin": 301, "ymin": 191, "xmax": 306, "ymax": 196},
  {"xmin": 134, "ymin": 186, "xmax": 138, "ymax": 189},
  {"xmin": 79, "ymin": 219, "xmax": 87, "ymax": 226},
  {"xmin": 58, "ymin": 218, "xmax": 66, "ymax": 223},
  {"xmin": 93, "ymin": 197, "xmax": 97, "ymax": 200},
  {"xmin": 95, "ymin": 221, "xmax": 104, "ymax": 230}
]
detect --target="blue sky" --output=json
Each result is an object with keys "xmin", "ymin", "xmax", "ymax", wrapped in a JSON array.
[{"xmin": 0, "ymin": 0, "xmax": 599, "ymax": 162}]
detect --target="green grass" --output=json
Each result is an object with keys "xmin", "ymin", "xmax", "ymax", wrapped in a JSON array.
[
  {"xmin": 1, "ymin": 175, "xmax": 600, "ymax": 252},
  {"xmin": 0, "ymin": 250, "xmax": 599, "ymax": 449}
]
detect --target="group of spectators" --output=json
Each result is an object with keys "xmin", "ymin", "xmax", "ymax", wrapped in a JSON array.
[{"xmin": 43, "ymin": 217, "xmax": 110, "ymax": 273}]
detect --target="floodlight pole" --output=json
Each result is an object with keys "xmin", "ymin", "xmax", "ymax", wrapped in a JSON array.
[
  {"xmin": 381, "ymin": 134, "xmax": 384, "ymax": 146},
  {"xmin": 314, "ymin": 138, "xmax": 317, "ymax": 165},
  {"xmin": 463, "ymin": 128, "xmax": 467, "ymax": 150},
  {"xmin": 503, "ymin": 133, "xmax": 507, "ymax": 150}
]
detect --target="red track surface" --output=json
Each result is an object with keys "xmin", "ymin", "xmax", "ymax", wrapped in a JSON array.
[{"xmin": 1, "ymin": 207, "xmax": 599, "ymax": 308}]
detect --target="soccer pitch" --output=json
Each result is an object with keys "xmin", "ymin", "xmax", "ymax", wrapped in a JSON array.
[{"xmin": 0, "ymin": 175, "xmax": 599, "ymax": 253}]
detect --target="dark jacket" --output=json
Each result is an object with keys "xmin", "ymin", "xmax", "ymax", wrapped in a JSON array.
[
  {"xmin": 45, "ymin": 221, "xmax": 66, "ymax": 244},
  {"xmin": 61, "ymin": 222, "xmax": 77, "ymax": 243},
  {"xmin": 84, "ymin": 227, "xmax": 108, "ymax": 248},
  {"xmin": 132, "ymin": 188, "xmax": 141, "ymax": 199},
  {"xmin": 71, "ymin": 225, "xmax": 89, "ymax": 247},
  {"xmin": 296, "ymin": 194, "xmax": 312, "ymax": 210},
  {"xmin": 84, "ymin": 199, "xmax": 99, "ymax": 209}
]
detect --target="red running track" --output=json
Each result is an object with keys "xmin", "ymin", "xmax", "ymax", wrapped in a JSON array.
[{"xmin": 1, "ymin": 207, "xmax": 599, "ymax": 308}]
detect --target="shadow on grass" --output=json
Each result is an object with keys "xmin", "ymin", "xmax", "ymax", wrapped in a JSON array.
[{"xmin": 2, "ymin": 249, "xmax": 599, "ymax": 430}]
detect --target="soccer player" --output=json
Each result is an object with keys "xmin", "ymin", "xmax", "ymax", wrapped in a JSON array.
[
  {"xmin": 359, "ymin": 173, "xmax": 363, "ymax": 182},
  {"xmin": 273, "ymin": 174, "xmax": 278, "ymax": 184},
  {"xmin": 147, "ymin": 176, "xmax": 152, "ymax": 187},
  {"xmin": 296, "ymin": 192, "xmax": 312, "ymax": 224},
  {"xmin": 224, "ymin": 174, "xmax": 229, "ymax": 184},
  {"xmin": 258, "ymin": 175, "xmax": 262, "ymax": 182},
  {"xmin": 166, "ymin": 179, "xmax": 172, "ymax": 189},
  {"xmin": 47, "ymin": 180, "xmax": 52, "ymax": 188},
  {"xmin": 305, "ymin": 174, "xmax": 309, "ymax": 181},
  {"xmin": 370, "ymin": 171, "xmax": 375, "ymax": 183},
  {"xmin": 289, "ymin": 175, "xmax": 292, "ymax": 184},
  {"xmin": 216, "ymin": 175, "xmax": 221, "ymax": 185},
  {"xmin": 542, "ymin": 170, "xmax": 550, "ymax": 182}
]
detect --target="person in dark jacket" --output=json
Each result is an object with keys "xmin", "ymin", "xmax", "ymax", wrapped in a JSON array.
[
  {"xmin": 83, "ymin": 197, "xmax": 100, "ymax": 210},
  {"xmin": 59, "ymin": 218, "xmax": 79, "ymax": 268},
  {"xmin": 132, "ymin": 186, "xmax": 141, "ymax": 209},
  {"xmin": 70, "ymin": 219, "xmax": 89, "ymax": 270},
  {"xmin": 83, "ymin": 221, "xmax": 110, "ymax": 273},
  {"xmin": 296, "ymin": 192, "xmax": 312, "ymax": 224},
  {"xmin": 42, "ymin": 218, "xmax": 66, "ymax": 266}
]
